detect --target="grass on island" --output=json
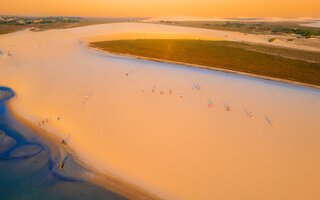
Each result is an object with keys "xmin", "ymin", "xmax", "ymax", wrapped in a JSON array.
[
  {"xmin": 90, "ymin": 39, "xmax": 320, "ymax": 86},
  {"xmin": 155, "ymin": 21, "xmax": 320, "ymax": 38},
  {"xmin": 0, "ymin": 24, "xmax": 26, "ymax": 35}
]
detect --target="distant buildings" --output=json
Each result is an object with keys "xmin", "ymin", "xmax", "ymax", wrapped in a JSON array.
[
  {"xmin": 0, "ymin": 16, "xmax": 82, "ymax": 25},
  {"xmin": 32, "ymin": 19, "xmax": 43, "ymax": 24},
  {"xmin": 17, "ymin": 20, "xmax": 26, "ymax": 25}
]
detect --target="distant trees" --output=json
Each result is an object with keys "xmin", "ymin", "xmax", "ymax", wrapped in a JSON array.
[{"xmin": 0, "ymin": 16, "xmax": 83, "ymax": 25}]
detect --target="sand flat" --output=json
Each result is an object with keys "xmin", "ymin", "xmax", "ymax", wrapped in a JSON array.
[
  {"xmin": 301, "ymin": 21, "xmax": 320, "ymax": 28},
  {"xmin": 0, "ymin": 22, "xmax": 320, "ymax": 200}
]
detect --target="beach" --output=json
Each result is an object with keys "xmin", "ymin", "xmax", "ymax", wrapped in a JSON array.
[
  {"xmin": 0, "ymin": 87, "xmax": 126, "ymax": 200},
  {"xmin": 0, "ymin": 22, "xmax": 320, "ymax": 200}
]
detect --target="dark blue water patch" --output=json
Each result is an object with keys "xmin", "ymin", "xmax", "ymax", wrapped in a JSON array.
[
  {"xmin": 8, "ymin": 143, "xmax": 44, "ymax": 159},
  {"xmin": 0, "ymin": 86, "xmax": 126, "ymax": 200},
  {"xmin": 0, "ymin": 87, "xmax": 15, "ymax": 104},
  {"xmin": 0, "ymin": 130, "xmax": 17, "ymax": 155}
]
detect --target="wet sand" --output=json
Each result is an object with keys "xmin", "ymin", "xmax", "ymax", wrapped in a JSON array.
[
  {"xmin": 3, "ymin": 88, "xmax": 160, "ymax": 200},
  {"xmin": 0, "ymin": 23, "xmax": 320, "ymax": 200},
  {"xmin": 0, "ymin": 87, "xmax": 125, "ymax": 200}
]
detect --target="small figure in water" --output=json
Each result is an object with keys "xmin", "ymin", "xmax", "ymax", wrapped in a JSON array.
[
  {"xmin": 125, "ymin": 70, "xmax": 132, "ymax": 78},
  {"xmin": 265, "ymin": 115, "xmax": 274, "ymax": 126},
  {"xmin": 61, "ymin": 134, "xmax": 71, "ymax": 145},
  {"xmin": 224, "ymin": 103, "xmax": 231, "ymax": 111},
  {"xmin": 152, "ymin": 86, "xmax": 156, "ymax": 93},
  {"xmin": 192, "ymin": 83, "xmax": 201, "ymax": 90},
  {"xmin": 244, "ymin": 108, "xmax": 254, "ymax": 119},
  {"xmin": 59, "ymin": 161, "xmax": 64, "ymax": 171},
  {"xmin": 208, "ymin": 99, "xmax": 213, "ymax": 108},
  {"xmin": 83, "ymin": 92, "xmax": 93, "ymax": 104}
]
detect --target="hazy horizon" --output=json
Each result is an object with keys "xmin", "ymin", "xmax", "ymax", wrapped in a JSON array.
[
  {"xmin": 1, "ymin": 0, "xmax": 320, "ymax": 18},
  {"xmin": 1, "ymin": 15, "xmax": 320, "ymax": 19}
]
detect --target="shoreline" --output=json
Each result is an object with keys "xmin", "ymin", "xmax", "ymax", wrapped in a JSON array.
[
  {"xmin": 5, "ymin": 95, "xmax": 164, "ymax": 200},
  {"xmin": 88, "ymin": 45, "xmax": 320, "ymax": 90}
]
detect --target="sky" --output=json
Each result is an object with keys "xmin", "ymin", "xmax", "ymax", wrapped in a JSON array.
[{"xmin": 1, "ymin": 0, "xmax": 320, "ymax": 18}]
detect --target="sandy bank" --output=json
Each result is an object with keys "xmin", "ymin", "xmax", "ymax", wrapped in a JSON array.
[
  {"xmin": 6, "ymin": 100, "xmax": 161, "ymax": 200},
  {"xmin": 0, "ymin": 88, "xmax": 127, "ymax": 199},
  {"xmin": 143, "ymin": 16, "xmax": 319, "ymax": 23},
  {"xmin": 301, "ymin": 21, "xmax": 320, "ymax": 28}
]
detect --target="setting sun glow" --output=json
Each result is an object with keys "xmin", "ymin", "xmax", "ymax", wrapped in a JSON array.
[{"xmin": 1, "ymin": 0, "xmax": 320, "ymax": 17}]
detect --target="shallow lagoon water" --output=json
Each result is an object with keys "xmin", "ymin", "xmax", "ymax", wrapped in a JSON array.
[
  {"xmin": 1, "ymin": 23, "xmax": 320, "ymax": 200},
  {"xmin": 0, "ymin": 87, "xmax": 125, "ymax": 200}
]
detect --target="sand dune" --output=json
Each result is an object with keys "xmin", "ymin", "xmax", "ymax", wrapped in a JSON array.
[
  {"xmin": 301, "ymin": 21, "xmax": 320, "ymax": 27},
  {"xmin": 0, "ymin": 22, "xmax": 320, "ymax": 200}
]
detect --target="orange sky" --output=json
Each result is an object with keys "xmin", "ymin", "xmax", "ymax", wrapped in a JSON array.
[{"xmin": 1, "ymin": 0, "xmax": 320, "ymax": 17}]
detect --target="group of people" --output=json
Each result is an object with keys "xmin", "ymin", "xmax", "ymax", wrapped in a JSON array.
[
  {"xmin": 38, "ymin": 118, "xmax": 50, "ymax": 128},
  {"xmin": 37, "ymin": 116, "xmax": 66, "ymax": 171},
  {"xmin": 143, "ymin": 81, "xmax": 273, "ymax": 125},
  {"xmin": 59, "ymin": 135, "xmax": 70, "ymax": 171},
  {"xmin": 38, "ymin": 116, "xmax": 61, "ymax": 128},
  {"xmin": 0, "ymin": 50, "xmax": 12, "ymax": 57}
]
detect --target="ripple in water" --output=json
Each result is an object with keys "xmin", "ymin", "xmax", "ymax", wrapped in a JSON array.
[
  {"xmin": 9, "ymin": 143, "xmax": 44, "ymax": 159},
  {"xmin": 0, "ymin": 130, "xmax": 16, "ymax": 154}
]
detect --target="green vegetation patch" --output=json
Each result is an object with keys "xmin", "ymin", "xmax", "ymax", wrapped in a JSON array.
[
  {"xmin": 91, "ymin": 39, "xmax": 320, "ymax": 86},
  {"xmin": 157, "ymin": 21, "xmax": 320, "ymax": 38}
]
